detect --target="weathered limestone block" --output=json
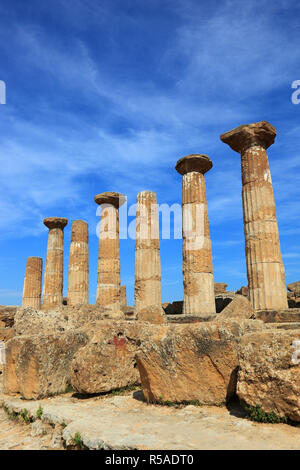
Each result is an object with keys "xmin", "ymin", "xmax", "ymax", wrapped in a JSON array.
[
  {"xmin": 3, "ymin": 331, "xmax": 88, "ymax": 399},
  {"xmin": 13, "ymin": 305, "xmax": 124, "ymax": 337},
  {"xmin": 22, "ymin": 257, "xmax": 43, "ymax": 309},
  {"xmin": 220, "ymin": 121, "xmax": 288, "ymax": 311},
  {"xmin": 237, "ymin": 329, "xmax": 300, "ymax": 421},
  {"xmin": 162, "ymin": 301, "xmax": 183, "ymax": 315},
  {"xmin": 135, "ymin": 191, "xmax": 165, "ymax": 324},
  {"xmin": 215, "ymin": 292, "xmax": 236, "ymax": 313},
  {"xmin": 0, "ymin": 327, "xmax": 15, "ymax": 342},
  {"xmin": 71, "ymin": 321, "xmax": 164, "ymax": 394},
  {"xmin": 0, "ymin": 306, "xmax": 17, "ymax": 327},
  {"xmin": 94, "ymin": 192, "xmax": 125, "ymax": 313},
  {"xmin": 138, "ymin": 305, "xmax": 167, "ymax": 325},
  {"xmin": 176, "ymin": 154, "xmax": 216, "ymax": 316},
  {"xmin": 253, "ymin": 308, "xmax": 300, "ymax": 323},
  {"xmin": 236, "ymin": 286, "xmax": 249, "ymax": 297},
  {"xmin": 42, "ymin": 217, "xmax": 68, "ymax": 309},
  {"xmin": 287, "ymin": 281, "xmax": 300, "ymax": 293},
  {"xmin": 217, "ymin": 295, "xmax": 254, "ymax": 321},
  {"xmin": 214, "ymin": 283, "xmax": 228, "ymax": 294},
  {"xmin": 67, "ymin": 220, "xmax": 89, "ymax": 306},
  {"xmin": 136, "ymin": 319, "xmax": 264, "ymax": 404},
  {"xmin": 120, "ymin": 285, "xmax": 127, "ymax": 310}
]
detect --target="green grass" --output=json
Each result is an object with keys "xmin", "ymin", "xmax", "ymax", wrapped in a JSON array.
[
  {"xmin": 71, "ymin": 432, "xmax": 85, "ymax": 450},
  {"xmin": 2, "ymin": 403, "xmax": 18, "ymax": 421},
  {"xmin": 241, "ymin": 401, "xmax": 287, "ymax": 424},
  {"xmin": 21, "ymin": 408, "xmax": 31, "ymax": 424},
  {"xmin": 110, "ymin": 384, "xmax": 138, "ymax": 396},
  {"xmin": 36, "ymin": 405, "xmax": 43, "ymax": 420},
  {"xmin": 64, "ymin": 384, "xmax": 74, "ymax": 394},
  {"xmin": 155, "ymin": 397, "xmax": 203, "ymax": 408}
]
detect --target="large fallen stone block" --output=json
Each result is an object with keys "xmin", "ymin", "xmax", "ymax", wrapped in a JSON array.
[
  {"xmin": 3, "ymin": 331, "xmax": 88, "ymax": 399},
  {"xmin": 215, "ymin": 292, "xmax": 236, "ymax": 313},
  {"xmin": 71, "ymin": 321, "xmax": 167, "ymax": 394},
  {"xmin": 237, "ymin": 329, "xmax": 300, "ymax": 422},
  {"xmin": 236, "ymin": 286, "xmax": 248, "ymax": 297},
  {"xmin": 162, "ymin": 301, "xmax": 183, "ymax": 315},
  {"xmin": 0, "ymin": 306, "xmax": 17, "ymax": 328},
  {"xmin": 217, "ymin": 295, "xmax": 254, "ymax": 321},
  {"xmin": 214, "ymin": 283, "xmax": 228, "ymax": 294},
  {"xmin": 287, "ymin": 281, "xmax": 300, "ymax": 293},
  {"xmin": 14, "ymin": 305, "xmax": 124, "ymax": 337},
  {"xmin": 136, "ymin": 319, "xmax": 264, "ymax": 405},
  {"xmin": 0, "ymin": 327, "xmax": 15, "ymax": 342}
]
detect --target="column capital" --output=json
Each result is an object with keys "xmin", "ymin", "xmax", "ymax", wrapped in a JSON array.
[
  {"xmin": 220, "ymin": 120, "xmax": 276, "ymax": 154},
  {"xmin": 94, "ymin": 192, "xmax": 126, "ymax": 209},
  {"xmin": 175, "ymin": 154, "xmax": 213, "ymax": 175},
  {"xmin": 43, "ymin": 217, "xmax": 68, "ymax": 230}
]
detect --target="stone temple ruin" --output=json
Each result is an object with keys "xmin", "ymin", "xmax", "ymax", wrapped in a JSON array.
[{"xmin": 0, "ymin": 120, "xmax": 300, "ymax": 449}]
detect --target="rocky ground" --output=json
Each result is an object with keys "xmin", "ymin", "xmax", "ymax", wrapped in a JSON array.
[
  {"xmin": 0, "ymin": 377, "xmax": 300, "ymax": 450},
  {"xmin": 0, "ymin": 407, "xmax": 56, "ymax": 450}
]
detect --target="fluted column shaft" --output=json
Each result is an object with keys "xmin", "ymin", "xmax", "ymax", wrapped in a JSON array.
[
  {"xmin": 42, "ymin": 217, "xmax": 68, "ymax": 309},
  {"xmin": 220, "ymin": 121, "xmax": 288, "ymax": 311},
  {"xmin": 22, "ymin": 257, "xmax": 43, "ymax": 309},
  {"xmin": 241, "ymin": 145, "xmax": 287, "ymax": 310},
  {"xmin": 120, "ymin": 285, "xmax": 127, "ymax": 310},
  {"xmin": 67, "ymin": 220, "xmax": 89, "ymax": 306},
  {"xmin": 135, "ymin": 191, "xmax": 162, "ymax": 313},
  {"xmin": 182, "ymin": 171, "xmax": 215, "ymax": 315},
  {"xmin": 96, "ymin": 204, "xmax": 121, "ymax": 310}
]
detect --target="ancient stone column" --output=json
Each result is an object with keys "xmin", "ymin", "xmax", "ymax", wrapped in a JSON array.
[
  {"xmin": 42, "ymin": 217, "xmax": 68, "ymax": 309},
  {"xmin": 94, "ymin": 192, "xmax": 125, "ymax": 312},
  {"xmin": 220, "ymin": 120, "xmax": 288, "ymax": 311},
  {"xmin": 22, "ymin": 257, "xmax": 43, "ymax": 309},
  {"xmin": 176, "ymin": 154, "xmax": 216, "ymax": 317},
  {"xmin": 67, "ymin": 220, "xmax": 89, "ymax": 306},
  {"xmin": 120, "ymin": 285, "xmax": 127, "ymax": 310},
  {"xmin": 134, "ymin": 191, "xmax": 165, "ymax": 323}
]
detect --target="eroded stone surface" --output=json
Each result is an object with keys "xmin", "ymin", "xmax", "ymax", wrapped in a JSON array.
[
  {"xmin": 95, "ymin": 193, "xmax": 125, "ymax": 313},
  {"xmin": 288, "ymin": 281, "xmax": 300, "ymax": 293},
  {"xmin": 220, "ymin": 122, "xmax": 287, "ymax": 311},
  {"xmin": 42, "ymin": 217, "xmax": 68, "ymax": 309},
  {"xmin": 3, "ymin": 330, "xmax": 88, "ymax": 399},
  {"xmin": 70, "ymin": 321, "xmax": 160, "ymax": 394},
  {"xmin": 214, "ymin": 283, "xmax": 228, "ymax": 294},
  {"xmin": 176, "ymin": 154, "xmax": 216, "ymax": 316},
  {"xmin": 237, "ymin": 329, "xmax": 300, "ymax": 422},
  {"xmin": 135, "ymin": 191, "xmax": 165, "ymax": 324},
  {"xmin": 22, "ymin": 257, "xmax": 43, "ymax": 309},
  {"xmin": 136, "ymin": 319, "xmax": 264, "ymax": 405},
  {"xmin": 67, "ymin": 220, "xmax": 89, "ymax": 306},
  {"xmin": 3, "ymin": 383, "xmax": 300, "ymax": 450},
  {"xmin": 217, "ymin": 295, "xmax": 254, "ymax": 321}
]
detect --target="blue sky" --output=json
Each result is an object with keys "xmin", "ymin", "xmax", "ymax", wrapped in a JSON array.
[{"xmin": 0, "ymin": 0, "xmax": 299, "ymax": 306}]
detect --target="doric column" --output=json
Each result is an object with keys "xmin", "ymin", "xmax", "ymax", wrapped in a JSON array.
[
  {"xmin": 120, "ymin": 285, "xmax": 127, "ymax": 310},
  {"xmin": 94, "ymin": 192, "xmax": 125, "ymax": 312},
  {"xmin": 176, "ymin": 154, "xmax": 216, "ymax": 316},
  {"xmin": 220, "ymin": 120, "xmax": 288, "ymax": 311},
  {"xmin": 22, "ymin": 257, "xmax": 43, "ymax": 309},
  {"xmin": 67, "ymin": 220, "xmax": 89, "ymax": 306},
  {"xmin": 135, "ymin": 191, "xmax": 165, "ymax": 323},
  {"xmin": 42, "ymin": 217, "xmax": 68, "ymax": 309}
]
